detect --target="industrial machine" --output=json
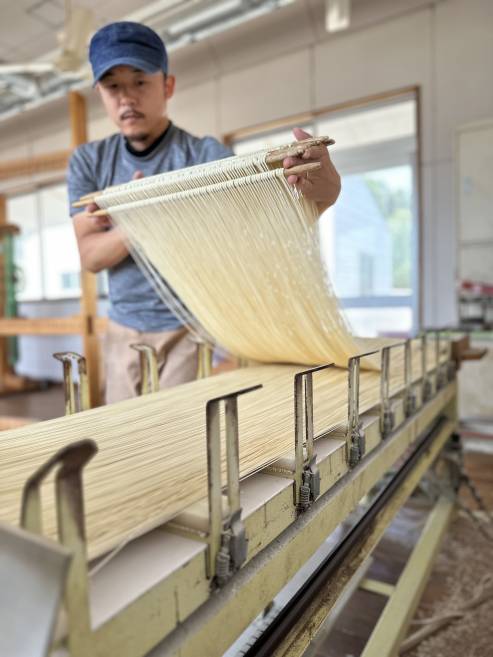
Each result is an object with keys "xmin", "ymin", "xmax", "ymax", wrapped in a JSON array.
[{"xmin": 0, "ymin": 331, "xmax": 480, "ymax": 657}]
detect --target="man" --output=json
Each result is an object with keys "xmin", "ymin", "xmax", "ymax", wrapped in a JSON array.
[{"xmin": 68, "ymin": 21, "xmax": 341, "ymax": 404}]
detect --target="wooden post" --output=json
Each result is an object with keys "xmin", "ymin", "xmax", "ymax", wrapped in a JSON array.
[
  {"xmin": 0, "ymin": 195, "xmax": 9, "ymax": 387},
  {"xmin": 69, "ymin": 91, "xmax": 101, "ymax": 407}
]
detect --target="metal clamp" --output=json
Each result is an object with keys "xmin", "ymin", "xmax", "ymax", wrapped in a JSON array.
[
  {"xmin": 404, "ymin": 339, "xmax": 417, "ymax": 417},
  {"xmin": 293, "ymin": 364, "xmax": 333, "ymax": 509},
  {"xmin": 206, "ymin": 384, "xmax": 262, "ymax": 587},
  {"xmin": 447, "ymin": 344, "xmax": 457, "ymax": 382},
  {"xmin": 53, "ymin": 352, "xmax": 90, "ymax": 415},
  {"xmin": 433, "ymin": 329, "xmax": 450, "ymax": 390},
  {"xmin": 420, "ymin": 333, "xmax": 432, "ymax": 402},
  {"xmin": 347, "ymin": 350, "xmax": 378, "ymax": 468},
  {"xmin": 21, "ymin": 439, "xmax": 97, "ymax": 657},
  {"xmin": 380, "ymin": 343, "xmax": 405, "ymax": 438},
  {"xmin": 191, "ymin": 335, "xmax": 214, "ymax": 379},
  {"xmin": 130, "ymin": 343, "xmax": 159, "ymax": 395}
]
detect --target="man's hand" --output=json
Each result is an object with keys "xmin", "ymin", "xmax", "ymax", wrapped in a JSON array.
[
  {"xmin": 86, "ymin": 202, "xmax": 112, "ymax": 229},
  {"xmin": 284, "ymin": 127, "xmax": 341, "ymax": 215},
  {"xmin": 73, "ymin": 170, "xmax": 144, "ymax": 273}
]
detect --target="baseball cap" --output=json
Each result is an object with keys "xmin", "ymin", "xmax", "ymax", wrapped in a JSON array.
[{"xmin": 89, "ymin": 22, "xmax": 168, "ymax": 84}]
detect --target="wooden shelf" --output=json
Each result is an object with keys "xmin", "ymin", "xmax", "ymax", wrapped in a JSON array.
[{"xmin": 0, "ymin": 316, "xmax": 84, "ymax": 336}]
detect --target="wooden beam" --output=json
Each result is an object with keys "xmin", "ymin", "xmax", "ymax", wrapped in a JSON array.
[
  {"xmin": 0, "ymin": 316, "xmax": 84, "ymax": 336},
  {"xmin": 361, "ymin": 495, "xmax": 455, "ymax": 657},
  {"xmin": 0, "ymin": 150, "xmax": 71, "ymax": 182},
  {"xmin": 69, "ymin": 90, "xmax": 101, "ymax": 407},
  {"xmin": 0, "ymin": 195, "xmax": 9, "ymax": 379}
]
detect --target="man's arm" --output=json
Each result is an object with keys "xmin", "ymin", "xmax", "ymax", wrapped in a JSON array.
[
  {"xmin": 73, "ymin": 203, "xmax": 129, "ymax": 273},
  {"xmin": 284, "ymin": 127, "xmax": 341, "ymax": 215}
]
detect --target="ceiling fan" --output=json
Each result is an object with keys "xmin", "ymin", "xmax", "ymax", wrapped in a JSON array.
[{"xmin": 0, "ymin": 0, "xmax": 94, "ymax": 78}]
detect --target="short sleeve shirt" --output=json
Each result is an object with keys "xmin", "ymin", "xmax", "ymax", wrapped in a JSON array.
[{"xmin": 67, "ymin": 123, "xmax": 232, "ymax": 331}]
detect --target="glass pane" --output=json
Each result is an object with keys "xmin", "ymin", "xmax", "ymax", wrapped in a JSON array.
[
  {"xmin": 320, "ymin": 165, "xmax": 413, "ymax": 296},
  {"xmin": 344, "ymin": 306, "xmax": 413, "ymax": 338},
  {"xmin": 316, "ymin": 99, "xmax": 415, "ymax": 152},
  {"xmin": 40, "ymin": 184, "xmax": 82, "ymax": 299},
  {"xmin": 319, "ymin": 164, "xmax": 415, "ymax": 336},
  {"xmin": 234, "ymin": 126, "xmax": 312, "ymax": 156},
  {"xmin": 7, "ymin": 193, "xmax": 43, "ymax": 301}
]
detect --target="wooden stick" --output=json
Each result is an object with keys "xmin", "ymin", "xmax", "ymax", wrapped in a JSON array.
[
  {"xmin": 265, "ymin": 136, "xmax": 335, "ymax": 163},
  {"xmin": 84, "ymin": 163, "xmax": 323, "ymax": 216},
  {"xmin": 72, "ymin": 138, "xmax": 334, "ymax": 207}
]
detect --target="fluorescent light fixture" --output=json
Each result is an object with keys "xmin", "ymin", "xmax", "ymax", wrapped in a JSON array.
[
  {"xmin": 0, "ymin": 63, "xmax": 54, "ymax": 75},
  {"xmin": 166, "ymin": 0, "xmax": 243, "ymax": 35},
  {"xmin": 326, "ymin": 0, "xmax": 351, "ymax": 33}
]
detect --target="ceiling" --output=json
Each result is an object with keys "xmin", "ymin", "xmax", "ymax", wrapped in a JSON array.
[
  {"xmin": 0, "ymin": 0, "xmax": 152, "ymax": 64},
  {"xmin": 0, "ymin": 0, "xmax": 298, "ymax": 118}
]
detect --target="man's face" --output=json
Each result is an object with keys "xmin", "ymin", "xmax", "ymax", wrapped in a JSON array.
[{"xmin": 97, "ymin": 66, "xmax": 175, "ymax": 144}]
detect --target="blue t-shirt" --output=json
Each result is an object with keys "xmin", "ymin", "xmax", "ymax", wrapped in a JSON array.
[{"xmin": 67, "ymin": 123, "xmax": 232, "ymax": 331}]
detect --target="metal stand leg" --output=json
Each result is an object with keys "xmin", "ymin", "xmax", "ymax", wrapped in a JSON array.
[
  {"xmin": 347, "ymin": 350, "xmax": 378, "ymax": 467},
  {"xmin": 53, "ymin": 352, "xmax": 90, "ymax": 414},
  {"xmin": 206, "ymin": 384, "xmax": 262, "ymax": 586},
  {"xmin": 130, "ymin": 343, "xmax": 159, "ymax": 395},
  {"xmin": 380, "ymin": 342, "xmax": 405, "ymax": 438},
  {"xmin": 293, "ymin": 364, "xmax": 333, "ymax": 509},
  {"xmin": 20, "ymin": 439, "xmax": 97, "ymax": 657}
]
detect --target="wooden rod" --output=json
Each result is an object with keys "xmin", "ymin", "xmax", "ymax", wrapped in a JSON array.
[
  {"xmin": 0, "ymin": 316, "xmax": 85, "ymax": 336},
  {"xmin": 265, "ymin": 136, "xmax": 334, "ymax": 163},
  {"xmin": 0, "ymin": 149, "xmax": 71, "ymax": 182},
  {"xmin": 72, "ymin": 140, "xmax": 332, "ymax": 207},
  {"xmin": 84, "ymin": 163, "xmax": 323, "ymax": 216}
]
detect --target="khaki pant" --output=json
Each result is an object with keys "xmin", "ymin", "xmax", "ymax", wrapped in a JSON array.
[{"xmin": 103, "ymin": 319, "xmax": 198, "ymax": 404}]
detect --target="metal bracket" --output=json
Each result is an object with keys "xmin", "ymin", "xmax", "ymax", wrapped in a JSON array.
[
  {"xmin": 53, "ymin": 352, "xmax": 90, "ymax": 415},
  {"xmin": 433, "ymin": 329, "xmax": 451, "ymax": 390},
  {"xmin": 347, "ymin": 350, "xmax": 378, "ymax": 467},
  {"xmin": 293, "ymin": 364, "xmax": 333, "ymax": 509},
  {"xmin": 130, "ymin": 343, "xmax": 159, "ymax": 395},
  {"xmin": 404, "ymin": 339, "xmax": 417, "ymax": 417},
  {"xmin": 380, "ymin": 342, "xmax": 405, "ymax": 438},
  {"xmin": 206, "ymin": 384, "xmax": 262, "ymax": 587},
  {"xmin": 420, "ymin": 333, "xmax": 432, "ymax": 403},
  {"xmin": 20, "ymin": 439, "xmax": 97, "ymax": 657},
  {"xmin": 434, "ymin": 330, "xmax": 445, "ymax": 390},
  {"xmin": 191, "ymin": 336, "xmax": 214, "ymax": 379}
]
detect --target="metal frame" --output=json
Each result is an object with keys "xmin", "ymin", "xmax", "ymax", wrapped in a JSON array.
[
  {"xmin": 130, "ymin": 344, "xmax": 159, "ymax": 395},
  {"xmin": 347, "ymin": 350, "xmax": 378, "ymax": 467},
  {"xmin": 20, "ymin": 439, "xmax": 97, "ymax": 657},
  {"xmin": 360, "ymin": 494, "xmax": 455, "ymax": 657},
  {"xmin": 53, "ymin": 351, "xmax": 90, "ymax": 414},
  {"xmin": 242, "ymin": 423, "xmax": 457, "ymax": 657},
  {"xmin": 205, "ymin": 384, "xmax": 262, "ymax": 585},
  {"xmin": 5, "ymin": 337, "xmax": 460, "ymax": 657},
  {"xmin": 380, "ymin": 342, "xmax": 406, "ymax": 438},
  {"xmin": 293, "ymin": 364, "xmax": 333, "ymax": 508}
]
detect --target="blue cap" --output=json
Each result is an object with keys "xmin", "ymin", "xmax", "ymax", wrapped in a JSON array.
[{"xmin": 89, "ymin": 22, "xmax": 168, "ymax": 84}]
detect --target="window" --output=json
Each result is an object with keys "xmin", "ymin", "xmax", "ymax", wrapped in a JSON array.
[
  {"xmin": 8, "ymin": 193, "xmax": 43, "ymax": 301},
  {"xmin": 7, "ymin": 183, "xmax": 113, "ymax": 302},
  {"xmin": 232, "ymin": 93, "xmax": 419, "ymax": 337},
  {"xmin": 40, "ymin": 184, "xmax": 82, "ymax": 299},
  {"xmin": 7, "ymin": 183, "xmax": 86, "ymax": 301}
]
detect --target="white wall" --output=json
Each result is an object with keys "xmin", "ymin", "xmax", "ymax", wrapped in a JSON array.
[{"xmin": 0, "ymin": 0, "xmax": 492, "ymax": 377}]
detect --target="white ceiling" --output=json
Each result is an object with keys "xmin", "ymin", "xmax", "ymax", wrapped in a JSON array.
[
  {"xmin": 0, "ymin": 0, "xmax": 152, "ymax": 64},
  {"xmin": 0, "ymin": 0, "xmax": 301, "ymax": 116}
]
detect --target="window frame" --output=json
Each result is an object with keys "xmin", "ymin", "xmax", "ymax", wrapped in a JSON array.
[
  {"xmin": 225, "ymin": 86, "xmax": 423, "ymax": 333},
  {"xmin": 7, "ymin": 178, "xmax": 108, "ymax": 303}
]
